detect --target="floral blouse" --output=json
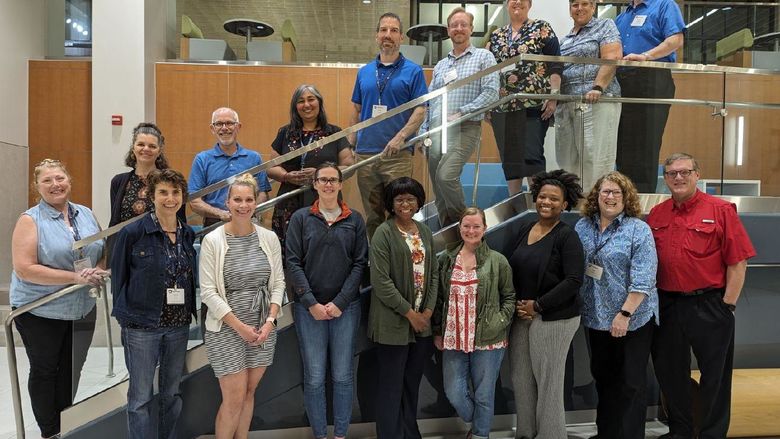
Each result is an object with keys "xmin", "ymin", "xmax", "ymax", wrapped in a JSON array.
[
  {"xmin": 119, "ymin": 173, "xmax": 153, "ymax": 222},
  {"xmin": 488, "ymin": 20, "xmax": 563, "ymax": 111},
  {"xmin": 399, "ymin": 228, "xmax": 426, "ymax": 312},
  {"xmin": 443, "ymin": 254, "xmax": 508, "ymax": 352}
]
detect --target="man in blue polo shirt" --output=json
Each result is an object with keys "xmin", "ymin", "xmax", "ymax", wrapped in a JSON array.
[
  {"xmin": 614, "ymin": 0, "xmax": 685, "ymax": 194},
  {"xmin": 348, "ymin": 12, "xmax": 428, "ymax": 238},
  {"xmin": 188, "ymin": 107, "xmax": 271, "ymax": 226}
]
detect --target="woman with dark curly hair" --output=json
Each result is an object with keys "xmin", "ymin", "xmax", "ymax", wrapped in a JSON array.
[
  {"xmin": 575, "ymin": 171, "xmax": 657, "ymax": 439},
  {"xmin": 508, "ymin": 169, "xmax": 585, "ymax": 438},
  {"xmin": 368, "ymin": 176, "xmax": 438, "ymax": 439}
]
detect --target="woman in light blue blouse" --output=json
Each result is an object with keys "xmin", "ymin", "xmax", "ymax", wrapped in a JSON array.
[
  {"xmin": 555, "ymin": 0, "xmax": 623, "ymax": 190},
  {"xmin": 575, "ymin": 171, "xmax": 657, "ymax": 439},
  {"xmin": 11, "ymin": 159, "xmax": 108, "ymax": 439}
]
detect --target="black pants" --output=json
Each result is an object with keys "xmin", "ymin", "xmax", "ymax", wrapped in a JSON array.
[
  {"xmin": 374, "ymin": 336, "xmax": 434, "ymax": 439},
  {"xmin": 615, "ymin": 68, "xmax": 675, "ymax": 193},
  {"xmin": 588, "ymin": 320, "xmax": 655, "ymax": 439},
  {"xmin": 14, "ymin": 308, "xmax": 97, "ymax": 437},
  {"xmin": 652, "ymin": 290, "xmax": 734, "ymax": 439},
  {"xmin": 491, "ymin": 109, "xmax": 528, "ymax": 181}
]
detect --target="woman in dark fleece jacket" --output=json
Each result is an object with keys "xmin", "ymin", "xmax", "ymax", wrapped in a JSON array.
[{"xmin": 285, "ymin": 162, "xmax": 368, "ymax": 439}]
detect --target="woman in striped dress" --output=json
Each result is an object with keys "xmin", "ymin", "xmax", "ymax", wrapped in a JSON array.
[{"xmin": 199, "ymin": 173, "xmax": 285, "ymax": 439}]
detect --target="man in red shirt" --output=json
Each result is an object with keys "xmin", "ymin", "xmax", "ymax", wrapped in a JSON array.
[{"xmin": 647, "ymin": 152, "xmax": 756, "ymax": 439}]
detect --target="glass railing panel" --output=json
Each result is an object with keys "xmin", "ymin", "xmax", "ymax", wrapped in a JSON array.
[{"xmin": 722, "ymin": 72, "xmax": 780, "ymax": 197}]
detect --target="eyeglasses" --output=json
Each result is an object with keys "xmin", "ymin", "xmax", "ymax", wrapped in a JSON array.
[
  {"xmin": 394, "ymin": 197, "xmax": 418, "ymax": 205},
  {"xmin": 315, "ymin": 177, "xmax": 341, "ymax": 185},
  {"xmin": 599, "ymin": 189, "xmax": 623, "ymax": 198},
  {"xmin": 664, "ymin": 169, "xmax": 695, "ymax": 178},
  {"xmin": 212, "ymin": 121, "xmax": 237, "ymax": 129}
]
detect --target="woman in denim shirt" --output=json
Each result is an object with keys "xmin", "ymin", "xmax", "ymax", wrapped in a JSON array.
[
  {"xmin": 11, "ymin": 159, "xmax": 108, "ymax": 439},
  {"xmin": 575, "ymin": 171, "xmax": 658, "ymax": 439},
  {"xmin": 111, "ymin": 169, "xmax": 197, "ymax": 439}
]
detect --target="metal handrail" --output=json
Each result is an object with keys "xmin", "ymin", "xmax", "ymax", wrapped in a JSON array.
[{"xmin": 5, "ymin": 281, "xmax": 114, "ymax": 439}]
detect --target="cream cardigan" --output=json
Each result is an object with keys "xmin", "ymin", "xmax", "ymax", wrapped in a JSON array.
[{"xmin": 199, "ymin": 224, "xmax": 285, "ymax": 332}]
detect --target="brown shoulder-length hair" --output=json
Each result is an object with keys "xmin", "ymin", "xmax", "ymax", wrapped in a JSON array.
[
  {"xmin": 581, "ymin": 171, "xmax": 642, "ymax": 218},
  {"xmin": 124, "ymin": 122, "xmax": 170, "ymax": 169}
]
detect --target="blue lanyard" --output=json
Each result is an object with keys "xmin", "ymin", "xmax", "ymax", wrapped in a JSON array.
[
  {"xmin": 375, "ymin": 56, "xmax": 404, "ymax": 105},
  {"xmin": 590, "ymin": 218, "xmax": 621, "ymax": 263},
  {"xmin": 67, "ymin": 205, "xmax": 85, "ymax": 260}
]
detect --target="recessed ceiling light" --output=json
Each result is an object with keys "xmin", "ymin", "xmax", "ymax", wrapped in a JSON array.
[
  {"xmin": 66, "ymin": 18, "xmax": 72, "ymax": 24},
  {"xmin": 82, "ymin": 30, "xmax": 88, "ymax": 36},
  {"xmin": 362, "ymin": 0, "xmax": 371, "ymax": 4}
]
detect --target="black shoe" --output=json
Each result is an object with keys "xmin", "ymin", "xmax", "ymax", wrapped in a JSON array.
[{"xmin": 657, "ymin": 433, "xmax": 691, "ymax": 439}]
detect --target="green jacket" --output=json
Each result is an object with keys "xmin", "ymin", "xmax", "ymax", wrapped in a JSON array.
[
  {"xmin": 368, "ymin": 219, "xmax": 439, "ymax": 345},
  {"xmin": 434, "ymin": 240, "xmax": 515, "ymax": 347}
]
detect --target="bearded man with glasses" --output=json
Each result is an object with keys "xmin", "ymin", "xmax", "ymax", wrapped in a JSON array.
[{"xmin": 188, "ymin": 107, "xmax": 272, "ymax": 226}]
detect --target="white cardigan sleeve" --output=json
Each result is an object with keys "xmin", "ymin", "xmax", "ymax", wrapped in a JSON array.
[
  {"xmin": 199, "ymin": 231, "xmax": 232, "ymax": 321},
  {"xmin": 260, "ymin": 226, "xmax": 286, "ymax": 309}
]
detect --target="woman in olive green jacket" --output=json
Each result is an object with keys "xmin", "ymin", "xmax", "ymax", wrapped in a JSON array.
[
  {"xmin": 433, "ymin": 207, "xmax": 515, "ymax": 439},
  {"xmin": 368, "ymin": 177, "xmax": 438, "ymax": 439}
]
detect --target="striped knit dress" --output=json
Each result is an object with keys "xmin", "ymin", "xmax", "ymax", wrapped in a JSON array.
[{"xmin": 205, "ymin": 231, "xmax": 277, "ymax": 378}]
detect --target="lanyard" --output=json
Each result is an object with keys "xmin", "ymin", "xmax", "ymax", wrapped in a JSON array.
[
  {"xmin": 299, "ymin": 131, "xmax": 316, "ymax": 169},
  {"xmin": 153, "ymin": 213, "xmax": 184, "ymax": 288},
  {"xmin": 375, "ymin": 56, "xmax": 404, "ymax": 105},
  {"xmin": 590, "ymin": 218, "xmax": 621, "ymax": 262},
  {"xmin": 68, "ymin": 205, "xmax": 85, "ymax": 259}
]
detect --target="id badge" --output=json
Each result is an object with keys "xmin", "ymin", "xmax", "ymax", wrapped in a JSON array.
[
  {"xmin": 585, "ymin": 263, "xmax": 604, "ymax": 280},
  {"xmin": 73, "ymin": 257, "xmax": 92, "ymax": 272},
  {"xmin": 444, "ymin": 68, "xmax": 458, "ymax": 84},
  {"xmin": 631, "ymin": 15, "xmax": 647, "ymax": 26},
  {"xmin": 372, "ymin": 104, "xmax": 388, "ymax": 117},
  {"xmin": 166, "ymin": 288, "xmax": 185, "ymax": 305}
]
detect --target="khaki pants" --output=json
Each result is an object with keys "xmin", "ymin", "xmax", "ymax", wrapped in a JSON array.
[
  {"xmin": 356, "ymin": 150, "xmax": 413, "ymax": 239},
  {"xmin": 427, "ymin": 121, "xmax": 482, "ymax": 228}
]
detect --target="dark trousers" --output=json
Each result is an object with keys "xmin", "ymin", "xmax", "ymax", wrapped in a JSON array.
[
  {"xmin": 374, "ymin": 336, "xmax": 434, "ymax": 439},
  {"xmin": 588, "ymin": 320, "xmax": 655, "ymax": 439},
  {"xmin": 14, "ymin": 308, "xmax": 97, "ymax": 437},
  {"xmin": 490, "ymin": 109, "xmax": 528, "ymax": 181},
  {"xmin": 652, "ymin": 291, "xmax": 734, "ymax": 439},
  {"xmin": 615, "ymin": 68, "xmax": 675, "ymax": 193}
]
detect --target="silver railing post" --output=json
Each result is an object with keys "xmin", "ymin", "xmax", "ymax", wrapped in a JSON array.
[
  {"xmin": 99, "ymin": 283, "xmax": 115, "ymax": 377},
  {"xmin": 5, "ymin": 318, "xmax": 26, "ymax": 439}
]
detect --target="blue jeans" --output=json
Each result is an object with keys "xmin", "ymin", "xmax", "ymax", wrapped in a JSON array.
[
  {"xmin": 294, "ymin": 300, "xmax": 360, "ymax": 438},
  {"xmin": 122, "ymin": 325, "xmax": 189, "ymax": 439},
  {"xmin": 442, "ymin": 348, "xmax": 506, "ymax": 439}
]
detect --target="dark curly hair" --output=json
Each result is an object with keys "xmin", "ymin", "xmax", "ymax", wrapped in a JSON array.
[
  {"xmin": 124, "ymin": 122, "xmax": 170, "ymax": 169},
  {"xmin": 147, "ymin": 169, "xmax": 188, "ymax": 203},
  {"xmin": 581, "ymin": 171, "xmax": 642, "ymax": 218},
  {"xmin": 530, "ymin": 169, "xmax": 583, "ymax": 211},
  {"xmin": 383, "ymin": 177, "xmax": 426, "ymax": 215}
]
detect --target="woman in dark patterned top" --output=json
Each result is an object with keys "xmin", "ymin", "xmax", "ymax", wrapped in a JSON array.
[
  {"xmin": 487, "ymin": 0, "xmax": 563, "ymax": 196},
  {"xmin": 110, "ymin": 169, "xmax": 197, "ymax": 439},
  {"xmin": 108, "ymin": 123, "xmax": 185, "ymax": 262},
  {"xmin": 266, "ymin": 84, "xmax": 354, "ymax": 257}
]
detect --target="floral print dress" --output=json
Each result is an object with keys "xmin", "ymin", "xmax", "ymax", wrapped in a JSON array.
[{"xmin": 398, "ymin": 228, "xmax": 426, "ymax": 312}]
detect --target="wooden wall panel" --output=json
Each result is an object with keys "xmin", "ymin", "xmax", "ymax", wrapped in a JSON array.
[{"xmin": 28, "ymin": 60, "xmax": 92, "ymax": 207}]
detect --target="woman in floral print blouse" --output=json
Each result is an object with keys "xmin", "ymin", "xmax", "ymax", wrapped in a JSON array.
[{"xmin": 487, "ymin": 0, "xmax": 563, "ymax": 196}]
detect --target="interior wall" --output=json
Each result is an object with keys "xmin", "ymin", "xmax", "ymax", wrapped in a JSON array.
[
  {"xmin": 175, "ymin": 0, "xmax": 411, "ymax": 62},
  {"xmin": 0, "ymin": 0, "xmax": 45, "ymax": 284}
]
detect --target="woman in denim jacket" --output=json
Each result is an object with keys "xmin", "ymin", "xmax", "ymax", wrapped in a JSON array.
[
  {"xmin": 111, "ymin": 169, "xmax": 197, "ymax": 439},
  {"xmin": 434, "ymin": 207, "xmax": 515, "ymax": 439}
]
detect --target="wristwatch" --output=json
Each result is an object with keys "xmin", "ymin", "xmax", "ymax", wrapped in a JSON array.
[
  {"xmin": 422, "ymin": 137, "xmax": 433, "ymax": 148},
  {"xmin": 266, "ymin": 317, "xmax": 278, "ymax": 327},
  {"xmin": 725, "ymin": 302, "xmax": 737, "ymax": 312},
  {"xmin": 619, "ymin": 309, "xmax": 632, "ymax": 318},
  {"xmin": 591, "ymin": 85, "xmax": 604, "ymax": 93}
]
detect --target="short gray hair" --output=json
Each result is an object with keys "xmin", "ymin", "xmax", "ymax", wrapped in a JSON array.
[{"xmin": 211, "ymin": 107, "xmax": 240, "ymax": 124}]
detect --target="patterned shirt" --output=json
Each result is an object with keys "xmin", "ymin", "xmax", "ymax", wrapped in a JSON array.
[
  {"xmin": 119, "ymin": 172, "xmax": 153, "ymax": 222},
  {"xmin": 488, "ymin": 20, "xmax": 563, "ymax": 111},
  {"xmin": 560, "ymin": 17, "xmax": 622, "ymax": 96},
  {"xmin": 426, "ymin": 45, "xmax": 498, "ymax": 129},
  {"xmin": 443, "ymin": 254, "xmax": 507, "ymax": 352},
  {"xmin": 575, "ymin": 214, "xmax": 659, "ymax": 331},
  {"xmin": 399, "ymin": 228, "xmax": 426, "ymax": 312}
]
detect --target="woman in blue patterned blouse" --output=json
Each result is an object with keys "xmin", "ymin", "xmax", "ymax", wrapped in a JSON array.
[{"xmin": 574, "ymin": 171, "xmax": 658, "ymax": 439}]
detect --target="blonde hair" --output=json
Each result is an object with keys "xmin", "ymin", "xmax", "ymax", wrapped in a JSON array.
[
  {"xmin": 447, "ymin": 7, "xmax": 474, "ymax": 26},
  {"xmin": 460, "ymin": 207, "xmax": 487, "ymax": 227},
  {"xmin": 227, "ymin": 173, "xmax": 259, "ymax": 199}
]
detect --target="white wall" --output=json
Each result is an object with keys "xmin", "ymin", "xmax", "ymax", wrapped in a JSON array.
[
  {"xmin": 0, "ymin": 0, "xmax": 45, "ymax": 284},
  {"xmin": 91, "ymin": 0, "xmax": 169, "ymax": 226}
]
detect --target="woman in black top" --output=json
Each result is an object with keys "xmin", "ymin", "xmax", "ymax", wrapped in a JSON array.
[
  {"xmin": 266, "ymin": 84, "xmax": 354, "ymax": 255},
  {"xmin": 508, "ymin": 169, "xmax": 585, "ymax": 439},
  {"xmin": 108, "ymin": 123, "xmax": 185, "ymax": 262}
]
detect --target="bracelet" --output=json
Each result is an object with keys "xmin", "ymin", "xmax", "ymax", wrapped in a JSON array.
[
  {"xmin": 642, "ymin": 52, "xmax": 652, "ymax": 60},
  {"xmin": 281, "ymin": 173, "xmax": 288, "ymax": 183},
  {"xmin": 533, "ymin": 301, "xmax": 543, "ymax": 313},
  {"xmin": 591, "ymin": 85, "xmax": 604, "ymax": 93}
]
